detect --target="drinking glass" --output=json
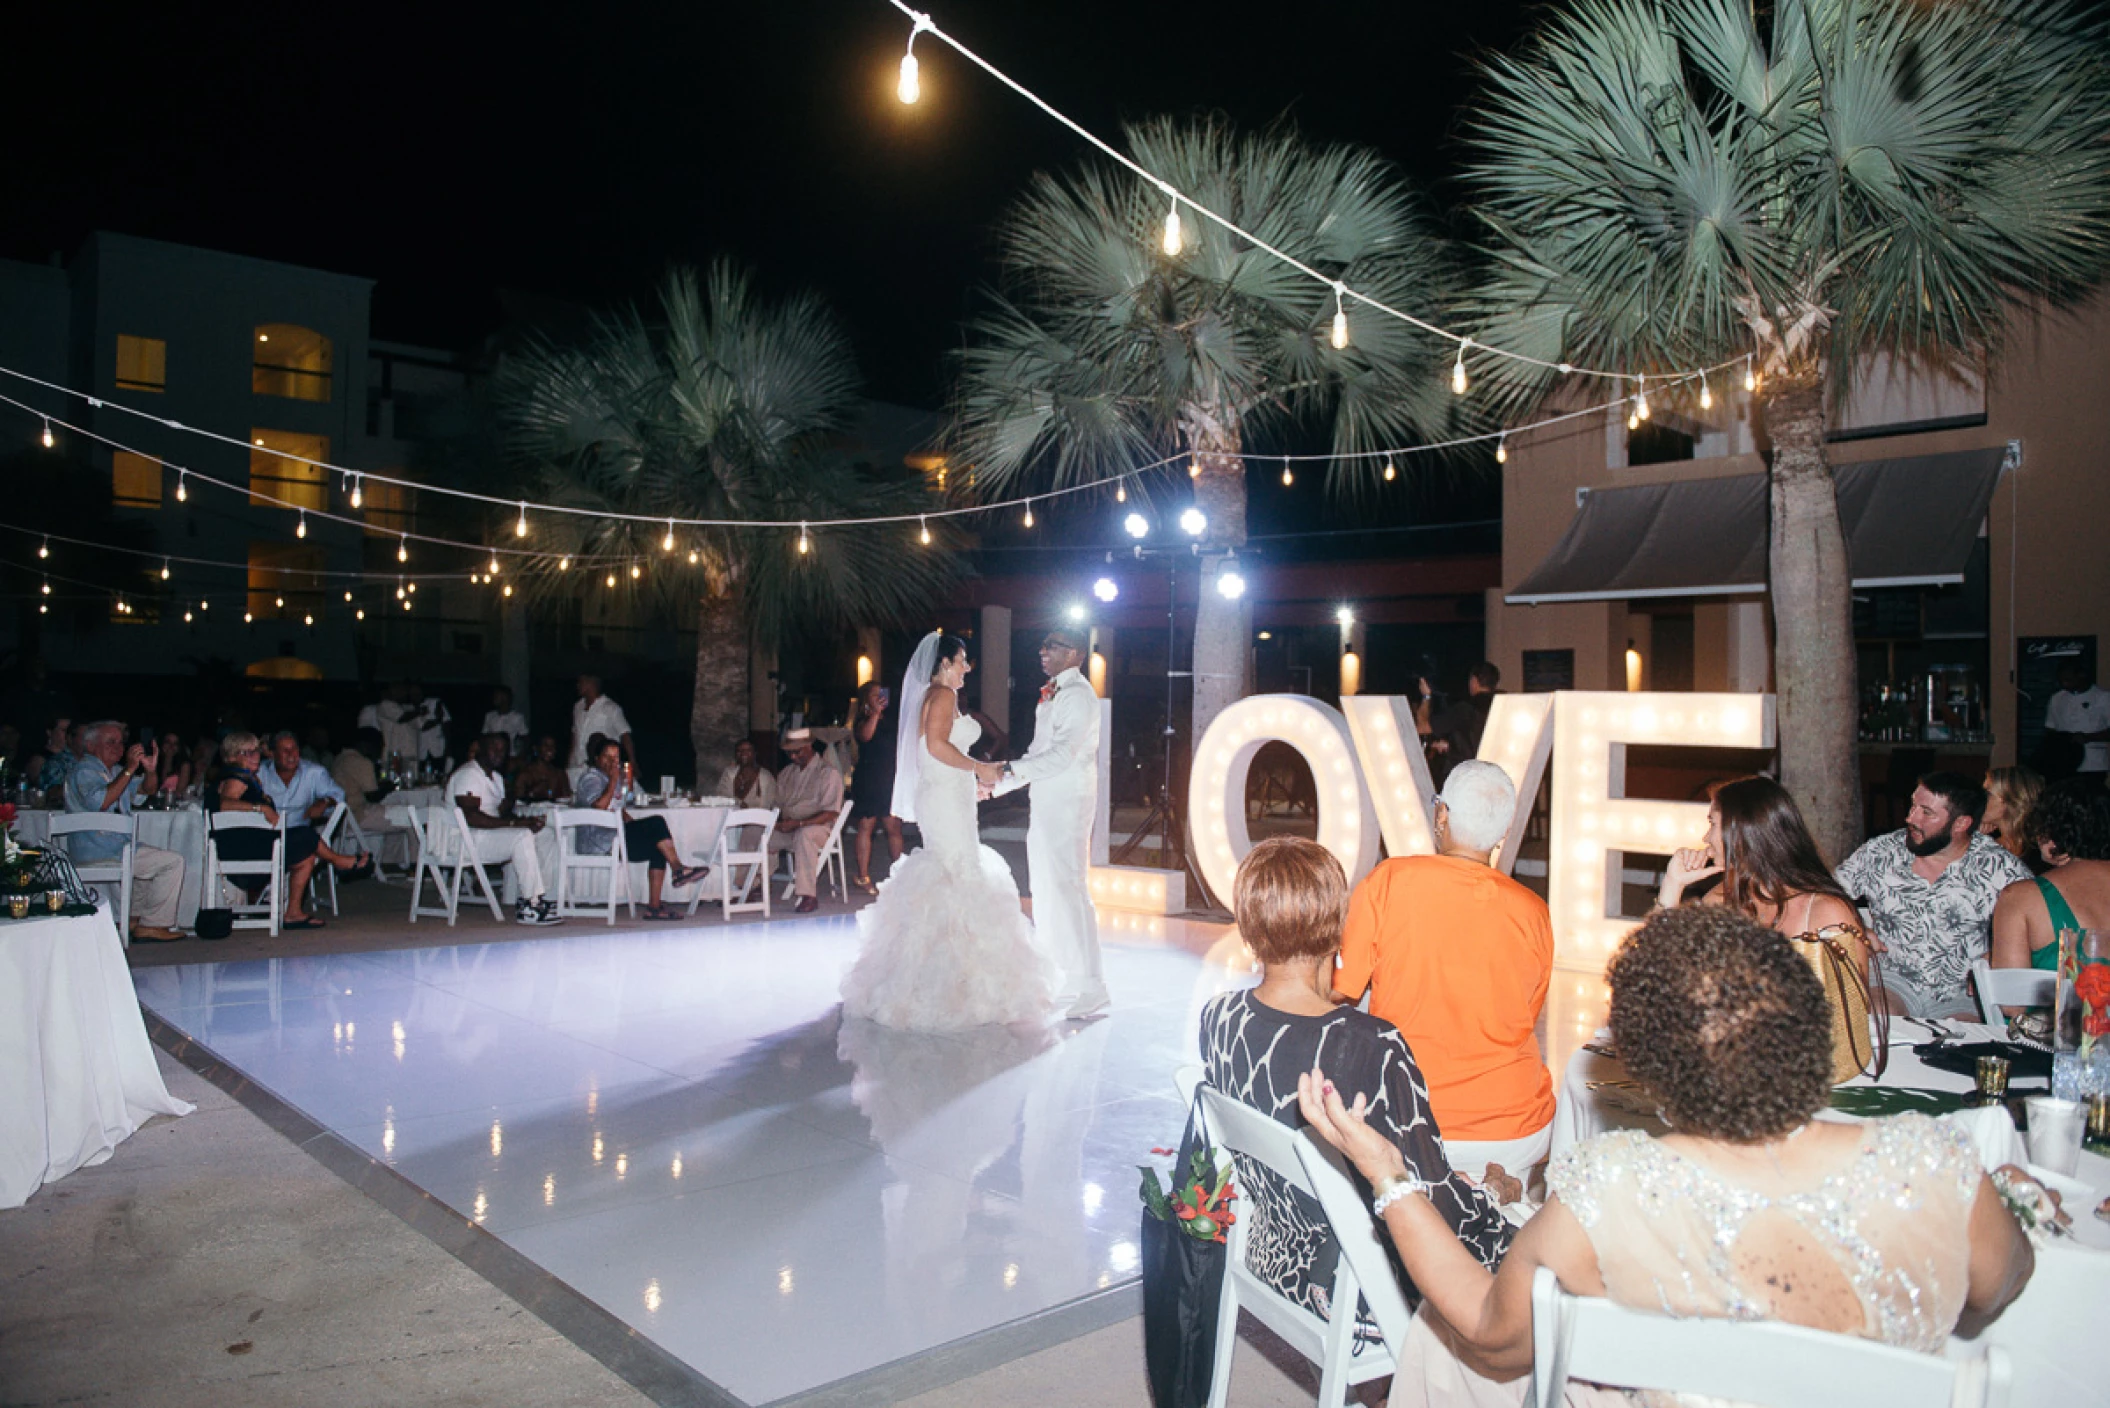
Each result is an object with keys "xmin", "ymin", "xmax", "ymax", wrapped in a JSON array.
[
  {"xmin": 2024, "ymin": 1095, "xmax": 2085, "ymax": 1177},
  {"xmin": 1975, "ymin": 1054, "xmax": 2011, "ymax": 1098}
]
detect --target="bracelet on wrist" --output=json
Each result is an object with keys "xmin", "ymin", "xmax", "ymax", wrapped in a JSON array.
[{"xmin": 1371, "ymin": 1172, "xmax": 1431, "ymax": 1217}]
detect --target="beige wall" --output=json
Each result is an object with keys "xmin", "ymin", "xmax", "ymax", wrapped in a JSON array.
[{"xmin": 1487, "ymin": 290, "xmax": 2110, "ymax": 765}]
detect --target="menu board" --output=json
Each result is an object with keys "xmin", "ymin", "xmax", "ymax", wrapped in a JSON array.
[{"xmin": 2018, "ymin": 634, "xmax": 2096, "ymax": 768}]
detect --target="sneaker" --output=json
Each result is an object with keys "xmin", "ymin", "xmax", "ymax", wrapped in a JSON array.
[{"xmin": 516, "ymin": 899, "xmax": 565, "ymax": 927}]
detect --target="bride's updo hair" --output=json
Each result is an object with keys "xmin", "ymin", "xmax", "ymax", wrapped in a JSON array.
[{"xmin": 930, "ymin": 634, "xmax": 971, "ymax": 678}]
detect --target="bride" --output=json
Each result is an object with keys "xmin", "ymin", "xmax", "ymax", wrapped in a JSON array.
[{"xmin": 841, "ymin": 631, "xmax": 1060, "ymax": 1030}]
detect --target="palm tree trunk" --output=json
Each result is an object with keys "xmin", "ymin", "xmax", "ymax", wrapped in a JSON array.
[
  {"xmin": 1189, "ymin": 429, "xmax": 1253, "ymax": 753},
  {"xmin": 1763, "ymin": 374, "xmax": 1862, "ymax": 864},
  {"xmin": 691, "ymin": 587, "xmax": 748, "ymax": 783}
]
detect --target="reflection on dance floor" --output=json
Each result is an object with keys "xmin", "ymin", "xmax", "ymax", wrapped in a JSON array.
[{"xmin": 135, "ymin": 914, "xmax": 1252, "ymax": 1404}]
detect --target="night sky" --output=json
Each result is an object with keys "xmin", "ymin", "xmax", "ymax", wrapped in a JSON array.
[{"xmin": 6, "ymin": 0, "xmax": 1534, "ymax": 408}]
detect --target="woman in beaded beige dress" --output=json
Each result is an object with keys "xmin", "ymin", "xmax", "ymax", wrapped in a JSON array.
[{"xmin": 1297, "ymin": 905, "xmax": 2038, "ymax": 1407}]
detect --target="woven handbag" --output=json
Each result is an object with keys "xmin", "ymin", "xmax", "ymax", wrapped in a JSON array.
[{"xmin": 1790, "ymin": 922, "xmax": 1888, "ymax": 1083}]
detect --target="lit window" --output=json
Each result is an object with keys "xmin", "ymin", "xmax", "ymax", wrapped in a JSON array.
[
  {"xmin": 248, "ymin": 542, "xmax": 327, "ymax": 620},
  {"xmin": 362, "ymin": 478, "xmax": 412, "ymax": 536},
  {"xmin": 116, "ymin": 335, "xmax": 167, "ymax": 393},
  {"xmin": 254, "ymin": 325, "xmax": 333, "ymax": 401},
  {"xmin": 249, "ymin": 430, "xmax": 329, "ymax": 510},
  {"xmin": 113, "ymin": 451, "xmax": 163, "ymax": 508}
]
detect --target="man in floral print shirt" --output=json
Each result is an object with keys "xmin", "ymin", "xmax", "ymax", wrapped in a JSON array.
[{"xmin": 1837, "ymin": 771, "xmax": 2031, "ymax": 1020}]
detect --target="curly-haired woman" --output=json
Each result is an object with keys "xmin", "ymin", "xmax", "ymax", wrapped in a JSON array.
[
  {"xmin": 1990, "ymin": 776, "xmax": 2110, "ymax": 1000},
  {"xmin": 1297, "ymin": 906, "xmax": 2036, "ymax": 1405}
]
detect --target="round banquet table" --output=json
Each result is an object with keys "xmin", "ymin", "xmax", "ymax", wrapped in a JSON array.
[
  {"xmin": 15, "ymin": 806, "xmax": 210, "ymax": 928},
  {"xmin": 1552, "ymin": 1020, "xmax": 2110, "ymax": 1406},
  {"xmin": 0, "ymin": 902, "xmax": 192, "ymax": 1208}
]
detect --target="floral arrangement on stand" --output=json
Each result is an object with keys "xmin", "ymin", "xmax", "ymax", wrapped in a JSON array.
[
  {"xmin": 1140, "ymin": 1145, "xmax": 1237, "ymax": 1243},
  {"xmin": 0, "ymin": 803, "xmax": 39, "ymax": 894},
  {"xmin": 2076, "ymin": 964, "xmax": 2110, "ymax": 1061}
]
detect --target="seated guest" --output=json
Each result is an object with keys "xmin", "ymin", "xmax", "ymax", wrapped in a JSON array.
[
  {"xmin": 190, "ymin": 736, "xmax": 219, "ymax": 796},
  {"xmin": 574, "ymin": 734, "xmax": 709, "ymax": 919},
  {"xmin": 37, "ymin": 716, "xmax": 75, "ymax": 792},
  {"xmin": 207, "ymin": 731, "xmax": 321, "ymax": 929},
  {"xmin": 1336, "ymin": 761, "xmax": 1554, "ymax": 1183},
  {"xmin": 770, "ymin": 729, "xmax": 842, "ymax": 914},
  {"xmin": 513, "ymin": 735, "xmax": 573, "ymax": 802},
  {"xmin": 63, "ymin": 721, "xmax": 187, "ymax": 943},
  {"xmin": 1299, "ymin": 905, "xmax": 2037, "ymax": 1405},
  {"xmin": 156, "ymin": 731, "xmax": 192, "ymax": 796},
  {"xmin": 1201, "ymin": 838, "xmax": 1512, "ymax": 1339},
  {"xmin": 716, "ymin": 738, "xmax": 776, "ymax": 808},
  {"xmin": 330, "ymin": 728, "xmax": 399, "ymax": 835},
  {"xmin": 1837, "ymin": 771, "xmax": 2030, "ymax": 1019},
  {"xmin": 449, "ymin": 734, "xmax": 562, "ymax": 926},
  {"xmin": 1982, "ymin": 765, "xmax": 2047, "ymax": 872},
  {"xmin": 300, "ymin": 725, "xmax": 333, "ymax": 768},
  {"xmin": 260, "ymin": 731, "xmax": 372, "ymax": 927},
  {"xmin": 1990, "ymin": 777, "xmax": 2110, "ymax": 1007},
  {"xmin": 1658, "ymin": 776, "xmax": 1878, "ymax": 1082}
]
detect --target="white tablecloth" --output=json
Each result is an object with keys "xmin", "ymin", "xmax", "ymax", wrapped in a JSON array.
[
  {"xmin": 1552, "ymin": 1022, "xmax": 2110, "ymax": 1406},
  {"xmin": 0, "ymin": 904, "xmax": 192, "ymax": 1208},
  {"xmin": 17, "ymin": 807, "xmax": 210, "ymax": 928}
]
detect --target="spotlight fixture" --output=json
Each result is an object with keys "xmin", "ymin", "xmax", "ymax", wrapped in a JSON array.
[
  {"xmin": 1215, "ymin": 563, "xmax": 1246, "ymax": 600},
  {"xmin": 1064, "ymin": 603, "xmax": 1086, "ymax": 624},
  {"xmin": 1335, "ymin": 604, "xmax": 1356, "ymax": 627},
  {"xmin": 1092, "ymin": 576, "xmax": 1119, "ymax": 603},
  {"xmin": 1123, "ymin": 511, "xmax": 1149, "ymax": 540},
  {"xmin": 1178, "ymin": 507, "xmax": 1207, "ymax": 537}
]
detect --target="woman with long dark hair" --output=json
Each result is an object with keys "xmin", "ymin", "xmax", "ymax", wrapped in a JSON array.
[{"xmin": 1658, "ymin": 775, "xmax": 1880, "ymax": 1080}]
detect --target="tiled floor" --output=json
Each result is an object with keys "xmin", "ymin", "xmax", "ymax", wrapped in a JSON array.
[{"xmin": 135, "ymin": 913, "xmax": 1258, "ymax": 1406}]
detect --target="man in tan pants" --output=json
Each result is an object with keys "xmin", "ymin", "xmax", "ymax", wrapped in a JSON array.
[
  {"xmin": 769, "ymin": 729, "xmax": 843, "ymax": 913},
  {"xmin": 63, "ymin": 721, "xmax": 186, "ymax": 941}
]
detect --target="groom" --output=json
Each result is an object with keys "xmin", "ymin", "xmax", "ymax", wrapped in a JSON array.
[{"xmin": 994, "ymin": 627, "xmax": 1108, "ymax": 1017}]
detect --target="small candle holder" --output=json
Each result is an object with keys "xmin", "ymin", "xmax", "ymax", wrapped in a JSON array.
[
  {"xmin": 44, "ymin": 889, "xmax": 63, "ymax": 913},
  {"xmin": 6, "ymin": 894, "xmax": 29, "ymax": 920},
  {"xmin": 1975, "ymin": 1053, "xmax": 2011, "ymax": 1098},
  {"xmin": 2088, "ymin": 1092, "xmax": 2110, "ymax": 1144}
]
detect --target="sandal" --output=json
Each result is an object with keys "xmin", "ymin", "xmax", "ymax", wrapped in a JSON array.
[
  {"xmin": 641, "ymin": 903, "xmax": 683, "ymax": 921},
  {"xmin": 852, "ymin": 875, "xmax": 878, "ymax": 895},
  {"xmin": 283, "ymin": 916, "xmax": 326, "ymax": 931},
  {"xmin": 672, "ymin": 864, "xmax": 710, "ymax": 888}
]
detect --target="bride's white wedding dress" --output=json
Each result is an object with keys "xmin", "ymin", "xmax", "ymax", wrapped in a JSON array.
[{"xmin": 841, "ymin": 712, "xmax": 1059, "ymax": 1030}]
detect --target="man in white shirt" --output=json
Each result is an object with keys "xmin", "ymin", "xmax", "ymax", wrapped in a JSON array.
[
  {"xmin": 410, "ymin": 682, "xmax": 452, "ymax": 764},
  {"xmin": 569, "ymin": 675, "xmax": 635, "ymax": 772},
  {"xmin": 993, "ymin": 628, "xmax": 1108, "ymax": 1017},
  {"xmin": 2046, "ymin": 661, "xmax": 2110, "ymax": 774},
  {"xmin": 481, "ymin": 685, "xmax": 529, "ymax": 758},
  {"xmin": 770, "ymin": 729, "xmax": 843, "ymax": 913},
  {"xmin": 376, "ymin": 681, "xmax": 422, "ymax": 767},
  {"xmin": 448, "ymin": 734, "xmax": 562, "ymax": 925}
]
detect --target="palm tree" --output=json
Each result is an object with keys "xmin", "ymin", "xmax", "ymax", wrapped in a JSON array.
[
  {"xmin": 498, "ymin": 262, "xmax": 960, "ymax": 779},
  {"xmin": 1459, "ymin": 0, "xmax": 2110, "ymax": 859},
  {"xmin": 948, "ymin": 116, "xmax": 1465, "ymax": 755}
]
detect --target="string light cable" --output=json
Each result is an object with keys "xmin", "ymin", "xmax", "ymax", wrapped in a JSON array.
[{"xmin": 881, "ymin": 0, "xmax": 1746, "ymax": 392}]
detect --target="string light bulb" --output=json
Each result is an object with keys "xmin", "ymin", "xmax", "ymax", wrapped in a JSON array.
[
  {"xmin": 350, "ymin": 475, "xmax": 362, "ymax": 508},
  {"xmin": 303, "ymin": 613, "xmax": 314, "ymax": 628},
  {"xmin": 662, "ymin": 520, "xmax": 675, "ymax": 553},
  {"xmin": 39, "ymin": 537, "xmax": 50, "ymax": 560},
  {"xmin": 296, "ymin": 510, "xmax": 307, "ymax": 538},
  {"xmin": 797, "ymin": 522, "xmax": 811, "ymax": 555},
  {"xmin": 344, "ymin": 590, "xmax": 354, "ymax": 602},
  {"xmin": 1744, "ymin": 357, "xmax": 1758, "ymax": 393},
  {"xmin": 184, "ymin": 611, "xmax": 193, "ymax": 624},
  {"xmin": 40, "ymin": 418, "xmax": 54, "ymax": 449},
  {"xmin": 687, "ymin": 549, "xmax": 699, "ymax": 565},
  {"xmin": 1330, "ymin": 285, "xmax": 1349, "ymax": 350},
  {"xmin": 897, "ymin": 16, "xmax": 929, "ymax": 103},
  {"xmin": 1022, "ymin": 501, "xmax": 1035, "ymax": 528},
  {"xmin": 559, "ymin": 555, "xmax": 570, "ymax": 571},
  {"xmin": 919, "ymin": 516, "xmax": 931, "ymax": 546},
  {"xmin": 1383, "ymin": 459, "xmax": 1396, "ymax": 482},
  {"xmin": 1452, "ymin": 340, "xmax": 1469, "ymax": 395},
  {"xmin": 1496, "ymin": 432, "xmax": 1508, "ymax": 465},
  {"xmin": 401, "ymin": 597, "xmax": 411, "ymax": 611},
  {"xmin": 1699, "ymin": 374, "xmax": 1713, "ymax": 411},
  {"xmin": 606, "ymin": 572, "xmax": 618, "ymax": 588},
  {"xmin": 1634, "ymin": 377, "xmax": 1650, "ymax": 421},
  {"xmin": 160, "ymin": 559, "xmax": 171, "ymax": 580},
  {"xmin": 487, "ymin": 553, "xmax": 500, "ymax": 575},
  {"xmin": 244, "ymin": 611, "xmax": 254, "ymax": 623},
  {"xmin": 1281, "ymin": 460, "xmax": 1294, "ymax": 488},
  {"xmin": 175, "ymin": 472, "xmax": 187, "ymax": 503},
  {"xmin": 356, "ymin": 608, "xmax": 365, "ymax": 621},
  {"xmin": 516, "ymin": 503, "xmax": 529, "ymax": 537},
  {"xmin": 40, "ymin": 580, "xmax": 50, "ymax": 596},
  {"xmin": 629, "ymin": 563, "xmax": 642, "ymax": 579},
  {"xmin": 502, "ymin": 584, "xmax": 513, "ymax": 598},
  {"xmin": 1115, "ymin": 482, "xmax": 1127, "ymax": 503},
  {"xmin": 407, "ymin": 580, "xmax": 416, "ymax": 594},
  {"xmin": 1187, "ymin": 457, "xmax": 1200, "ymax": 479},
  {"xmin": 1162, "ymin": 194, "xmax": 1183, "ymax": 256},
  {"xmin": 397, "ymin": 534, "xmax": 408, "ymax": 564}
]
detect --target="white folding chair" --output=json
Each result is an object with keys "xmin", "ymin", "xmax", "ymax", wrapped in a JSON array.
[
  {"xmin": 48, "ymin": 813, "xmax": 137, "ymax": 943},
  {"xmin": 779, "ymin": 802, "xmax": 854, "ymax": 903},
  {"xmin": 553, "ymin": 808, "xmax": 633, "ymax": 924},
  {"xmin": 407, "ymin": 805, "xmax": 505, "ymax": 925},
  {"xmin": 1528, "ymin": 1265, "xmax": 2009, "ymax": 1408},
  {"xmin": 698, "ymin": 807, "xmax": 778, "ymax": 920},
  {"xmin": 1971, "ymin": 958, "xmax": 2054, "ymax": 1025},
  {"xmin": 203, "ymin": 811, "xmax": 283, "ymax": 938},
  {"xmin": 1198, "ymin": 1085, "xmax": 1398, "ymax": 1408},
  {"xmin": 311, "ymin": 800, "xmax": 352, "ymax": 917}
]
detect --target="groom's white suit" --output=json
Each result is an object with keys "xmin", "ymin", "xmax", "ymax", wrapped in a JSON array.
[{"xmin": 997, "ymin": 665, "xmax": 1107, "ymax": 1016}]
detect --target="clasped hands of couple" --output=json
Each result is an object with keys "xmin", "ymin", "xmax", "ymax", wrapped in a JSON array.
[{"xmin": 970, "ymin": 756, "xmax": 1007, "ymax": 801}]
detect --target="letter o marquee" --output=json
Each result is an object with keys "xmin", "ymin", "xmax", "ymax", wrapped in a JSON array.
[{"xmin": 1187, "ymin": 695, "xmax": 1381, "ymax": 905}]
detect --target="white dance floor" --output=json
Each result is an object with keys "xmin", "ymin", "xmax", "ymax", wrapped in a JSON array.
[{"xmin": 134, "ymin": 913, "xmax": 1253, "ymax": 1405}]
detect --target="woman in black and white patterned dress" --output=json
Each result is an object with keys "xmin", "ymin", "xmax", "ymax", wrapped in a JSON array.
[{"xmin": 1195, "ymin": 839, "xmax": 1513, "ymax": 1332}]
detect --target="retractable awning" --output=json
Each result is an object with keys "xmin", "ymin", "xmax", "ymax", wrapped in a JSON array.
[{"xmin": 1506, "ymin": 447, "xmax": 2005, "ymax": 605}]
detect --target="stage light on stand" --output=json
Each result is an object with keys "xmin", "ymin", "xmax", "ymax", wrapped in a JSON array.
[
  {"xmin": 1123, "ymin": 511, "xmax": 1149, "ymax": 540},
  {"xmin": 1093, "ymin": 576, "xmax": 1119, "ymax": 603},
  {"xmin": 1179, "ymin": 507, "xmax": 1207, "ymax": 537}
]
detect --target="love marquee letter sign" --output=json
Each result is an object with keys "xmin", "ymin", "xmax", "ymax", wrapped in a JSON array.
[{"xmin": 1183, "ymin": 691, "xmax": 1775, "ymax": 973}]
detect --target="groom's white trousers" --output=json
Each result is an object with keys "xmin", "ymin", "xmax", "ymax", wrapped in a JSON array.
[{"xmin": 1028, "ymin": 775, "xmax": 1106, "ymax": 1013}]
